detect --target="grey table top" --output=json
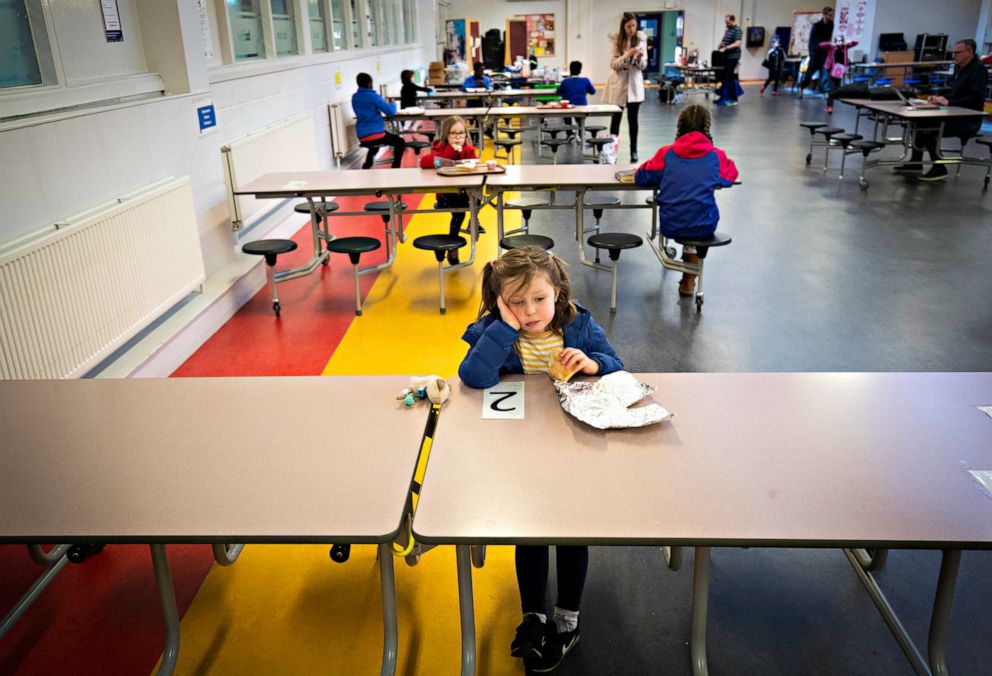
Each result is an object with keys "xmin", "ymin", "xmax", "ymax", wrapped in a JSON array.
[
  {"xmin": 839, "ymin": 98, "xmax": 990, "ymax": 119},
  {"xmin": 487, "ymin": 163, "xmax": 642, "ymax": 190},
  {"xmin": 413, "ymin": 373, "xmax": 992, "ymax": 548},
  {"xmin": 0, "ymin": 376, "xmax": 427, "ymax": 543}
]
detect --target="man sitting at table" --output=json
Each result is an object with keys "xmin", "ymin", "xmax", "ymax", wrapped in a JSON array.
[{"xmin": 895, "ymin": 39, "xmax": 987, "ymax": 182}]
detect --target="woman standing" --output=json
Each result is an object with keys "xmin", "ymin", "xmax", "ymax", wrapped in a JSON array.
[{"xmin": 603, "ymin": 12, "xmax": 647, "ymax": 162}]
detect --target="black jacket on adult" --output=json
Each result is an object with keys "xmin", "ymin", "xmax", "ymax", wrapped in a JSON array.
[
  {"xmin": 944, "ymin": 57, "xmax": 989, "ymax": 136},
  {"xmin": 807, "ymin": 19, "xmax": 833, "ymax": 56}
]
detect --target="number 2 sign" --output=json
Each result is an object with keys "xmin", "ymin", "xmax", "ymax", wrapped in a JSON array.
[{"xmin": 482, "ymin": 381, "xmax": 525, "ymax": 419}]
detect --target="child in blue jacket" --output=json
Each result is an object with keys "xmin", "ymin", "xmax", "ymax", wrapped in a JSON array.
[
  {"xmin": 458, "ymin": 246, "xmax": 623, "ymax": 672},
  {"xmin": 634, "ymin": 104, "xmax": 738, "ymax": 296},
  {"xmin": 557, "ymin": 60, "xmax": 596, "ymax": 137},
  {"xmin": 352, "ymin": 72, "xmax": 406, "ymax": 168}
]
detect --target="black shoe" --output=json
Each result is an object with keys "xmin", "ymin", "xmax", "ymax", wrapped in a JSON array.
[
  {"xmin": 893, "ymin": 163, "xmax": 923, "ymax": 174},
  {"xmin": 918, "ymin": 166, "xmax": 948, "ymax": 182},
  {"xmin": 446, "ymin": 249, "xmax": 460, "ymax": 265},
  {"xmin": 510, "ymin": 615, "xmax": 547, "ymax": 660},
  {"xmin": 630, "ymin": 151, "xmax": 638, "ymax": 163},
  {"xmin": 524, "ymin": 623, "xmax": 580, "ymax": 673}
]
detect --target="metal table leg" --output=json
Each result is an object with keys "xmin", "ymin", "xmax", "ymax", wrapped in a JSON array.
[
  {"xmin": 691, "ymin": 546, "xmax": 711, "ymax": 676},
  {"xmin": 456, "ymin": 544, "xmax": 476, "ymax": 676},
  {"xmin": 150, "ymin": 544, "xmax": 180, "ymax": 676},
  {"xmin": 928, "ymin": 549, "xmax": 961, "ymax": 676},
  {"xmin": 379, "ymin": 542, "xmax": 398, "ymax": 676}
]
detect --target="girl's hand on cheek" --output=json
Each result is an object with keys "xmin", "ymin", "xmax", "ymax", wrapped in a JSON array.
[{"xmin": 496, "ymin": 295, "xmax": 521, "ymax": 331}]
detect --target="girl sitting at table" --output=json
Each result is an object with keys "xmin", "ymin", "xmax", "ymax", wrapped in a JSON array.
[
  {"xmin": 458, "ymin": 246, "xmax": 623, "ymax": 673},
  {"xmin": 419, "ymin": 116, "xmax": 479, "ymax": 264},
  {"xmin": 634, "ymin": 104, "xmax": 739, "ymax": 298}
]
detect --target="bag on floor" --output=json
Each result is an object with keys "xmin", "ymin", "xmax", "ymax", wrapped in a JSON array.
[{"xmin": 600, "ymin": 135, "xmax": 619, "ymax": 164}]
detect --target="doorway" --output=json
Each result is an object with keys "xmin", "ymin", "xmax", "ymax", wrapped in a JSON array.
[{"xmin": 638, "ymin": 11, "xmax": 684, "ymax": 78}]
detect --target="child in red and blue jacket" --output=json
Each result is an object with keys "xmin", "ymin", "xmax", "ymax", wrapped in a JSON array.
[{"xmin": 634, "ymin": 104, "xmax": 738, "ymax": 297}]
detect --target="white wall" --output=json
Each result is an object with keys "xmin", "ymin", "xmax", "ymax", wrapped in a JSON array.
[{"xmin": 0, "ymin": 1, "xmax": 437, "ymax": 279}]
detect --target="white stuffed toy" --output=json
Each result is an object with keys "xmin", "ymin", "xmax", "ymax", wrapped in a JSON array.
[{"xmin": 397, "ymin": 375, "xmax": 451, "ymax": 406}]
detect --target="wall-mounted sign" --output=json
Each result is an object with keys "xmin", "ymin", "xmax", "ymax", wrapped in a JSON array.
[
  {"xmin": 195, "ymin": 100, "xmax": 217, "ymax": 136},
  {"xmin": 100, "ymin": 0, "xmax": 123, "ymax": 42}
]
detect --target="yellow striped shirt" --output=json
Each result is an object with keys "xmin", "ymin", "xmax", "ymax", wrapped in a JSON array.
[{"xmin": 515, "ymin": 330, "xmax": 564, "ymax": 375}]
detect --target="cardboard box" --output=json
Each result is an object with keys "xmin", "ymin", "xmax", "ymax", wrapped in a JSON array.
[{"xmin": 428, "ymin": 61, "xmax": 445, "ymax": 85}]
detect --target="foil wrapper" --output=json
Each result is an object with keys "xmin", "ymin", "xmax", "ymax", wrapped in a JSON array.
[{"xmin": 553, "ymin": 371, "xmax": 673, "ymax": 430}]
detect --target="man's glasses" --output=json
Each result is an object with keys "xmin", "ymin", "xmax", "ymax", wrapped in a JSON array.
[{"xmin": 951, "ymin": 50, "xmax": 968, "ymax": 56}]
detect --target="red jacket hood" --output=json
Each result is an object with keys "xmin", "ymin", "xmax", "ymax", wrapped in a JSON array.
[{"xmin": 672, "ymin": 131, "xmax": 714, "ymax": 159}]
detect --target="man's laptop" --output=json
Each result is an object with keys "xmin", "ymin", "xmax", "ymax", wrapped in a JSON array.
[{"xmin": 890, "ymin": 87, "xmax": 940, "ymax": 110}]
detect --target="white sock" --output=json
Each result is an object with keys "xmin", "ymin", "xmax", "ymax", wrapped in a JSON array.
[
  {"xmin": 524, "ymin": 611, "xmax": 547, "ymax": 624},
  {"xmin": 553, "ymin": 607, "xmax": 579, "ymax": 633}
]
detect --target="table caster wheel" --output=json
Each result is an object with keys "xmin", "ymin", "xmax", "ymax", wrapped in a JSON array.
[
  {"xmin": 405, "ymin": 552, "xmax": 421, "ymax": 567},
  {"xmin": 470, "ymin": 545, "xmax": 486, "ymax": 569},
  {"xmin": 805, "ymin": 153, "xmax": 812, "ymax": 166},
  {"xmin": 695, "ymin": 295, "xmax": 704, "ymax": 312},
  {"xmin": 67, "ymin": 543, "xmax": 105, "ymax": 564},
  {"xmin": 858, "ymin": 177, "xmax": 869, "ymax": 191},
  {"xmin": 329, "ymin": 544, "xmax": 351, "ymax": 563},
  {"xmin": 665, "ymin": 246, "xmax": 677, "ymax": 259},
  {"xmin": 272, "ymin": 301, "xmax": 281, "ymax": 317}
]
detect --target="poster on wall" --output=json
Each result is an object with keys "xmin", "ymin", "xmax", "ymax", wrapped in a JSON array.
[
  {"xmin": 789, "ymin": 11, "xmax": 820, "ymax": 56},
  {"xmin": 445, "ymin": 18, "xmax": 467, "ymax": 65},
  {"xmin": 834, "ymin": 0, "xmax": 874, "ymax": 44},
  {"xmin": 521, "ymin": 14, "xmax": 555, "ymax": 57},
  {"xmin": 100, "ymin": 0, "xmax": 123, "ymax": 42}
]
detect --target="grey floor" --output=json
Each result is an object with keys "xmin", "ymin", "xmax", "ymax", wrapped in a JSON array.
[{"xmin": 507, "ymin": 85, "xmax": 992, "ymax": 675}]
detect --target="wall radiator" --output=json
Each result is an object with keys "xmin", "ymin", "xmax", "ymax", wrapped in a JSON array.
[
  {"xmin": 222, "ymin": 111, "xmax": 318, "ymax": 230},
  {"xmin": 0, "ymin": 177, "xmax": 204, "ymax": 380},
  {"xmin": 328, "ymin": 100, "xmax": 359, "ymax": 168}
]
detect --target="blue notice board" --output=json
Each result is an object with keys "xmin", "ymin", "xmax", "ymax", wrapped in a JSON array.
[{"xmin": 197, "ymin": 103, "xmax": 217, "ymax": 133}]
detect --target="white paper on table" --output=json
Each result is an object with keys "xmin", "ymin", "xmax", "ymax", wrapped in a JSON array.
[
  {"xmin": 283, "ymin": 180, "xmax": 307, "ymax": 189},
  {"xmin": 967, "ymin": 470, "xmax": 992, "ymax": 498},
  {"xmin": 977, "ymin": 406, "xmax": 992, "ymax": 420},
  {"xmin": 482, "ymin": 380, "xmax": 525, "ymax": 419},
  {"xmin": 397, "ymin": 106, "xmax": 424, "ymax": 115}
]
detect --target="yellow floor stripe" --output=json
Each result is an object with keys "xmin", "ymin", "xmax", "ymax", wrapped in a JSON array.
[{"xmin": 163, "ymin": 168, "xmax": 535, "ymax": 674}]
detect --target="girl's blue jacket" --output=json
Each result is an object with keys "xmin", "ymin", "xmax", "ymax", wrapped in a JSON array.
[{"xmin": 458, "ymin": 304, "xmax": 623, "ymax": 389}]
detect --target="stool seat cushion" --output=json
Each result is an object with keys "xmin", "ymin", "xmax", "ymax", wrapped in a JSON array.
[
  {"xmin": 495, "ymin": 139, "xmax": 523, "ymax": 147},
  {"xmin": 294, "ymin": 201, "xmax": 339, "ymax": 215},
  {"xmin": 413, "ymin": 235, "xmax": 466, "ymax": 252},
  {"xmin": 587, "ymin": 233, "xmax": 643, "ymax": 251},
  {"xmin": 540, "ymin": 138, "xmax": 572, "ymax": 148},
  {"xmin": 360, "ymin": 138, "xmax": 385, "ymax": 148},
  {"xmin": 585, "ymin": 196, "xmax": 621, "ymax": 207},
  {"xmin": 799, "ymin": 121, "xmax": 829, "ymax": 130},
  {"xmin": 506, "ymin": 197, "xmax": 549, "ymax": 209},
  {"xmin": 364, "ymin": 201, "xmax": 408, "ymax": 213},
  {"xmin": 673, "ymin": 232, "xmax": 732, "ymax": 248},
  {"xmin": 852, "ymin": 140, "xmax": 885, "ymax": 150},
  {"xmin": 815, "ymin": 126, "xmax": 845, "ymax": 137},
  {"xmin": 584, "ymin": 125, "xmax": 606, "ymax": 135},
  {"xmin": 832, "ymin": 133, "xmax": 862, "ymax": 143},
  {"xmin": 242, "ymin": 239, "xmax": 298, "ymax": 256},
  {"xmin": 326, "ymin": 236, "xmax": 381, "ymax": 255},
  {"xmin": 499, "ymin": 234, "xmax": 555, "ymax": 251},
  {"xmin": 405, "ymin": 140, "xmax": 430, "ymax": 150},
  {"xmin": 586, "ymin": 138, "xmax": 614, "ymax": 148}
]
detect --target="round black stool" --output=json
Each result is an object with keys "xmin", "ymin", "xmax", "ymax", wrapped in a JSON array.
[
  {"xmin": 540, "ymin": 137, "xmax": 571, "ymax": 164},
  {"xmin": 326, "ymin": 237, "xmax": 381, "ymax": 316},
  {"xmin": 586, "ymin": 136, "xmax": 614, "ymax": 162},
  {"xmin": 405, "ymin": 140, "xmax": 430, "ymax": 156},
  {"xmin": 505, "ymin": 197, "xmax": 548, "ymax": 233},
  {"xmin": 850, "ymin": 140, "xmax": 886, "ymax": 191},
  {"xmin": 499, "ymin": 234, "xmax": 554, "ymax": 251},
  {"xmin": 584, "ymin": 196, "xmax": 621, "ymax": 259},
  {"xmin": 586, "ymin": 233, "xmax": 643, "ymax": 314},
  {"xmin": 494, "ymin": 138, "xmax": 523, "ymax": 164},
  {"xmin": 585, "ymin": 125, "xmax": 606, "ymax": 137},
  {"xmin": 672, "ymin": 232, "xmax": 732, "ymax": 311},
  {"xmin": 831, "ymin": 132, "xmax": 863, "ymax": 179},
  {"xmin": 294, "ymin": 201, "xmax": 339, "ymax": 219},
  {"xmin": 412, "ymin": 235, "xmax": 467, "ymax": 314},
  {"xmin": 364, "ymin": 200, "xmax": 409, "ymax": 241},
  {"xmin": 241, "ymin": 239, "xmax": 298, "ymax": 316},
  {"xmin": 976, "ymin": 137, "xmax": 992, "ymax": 189},
  {"xmin": 359, "ymin": 139, "xmax": 388, "ymax": 169}
]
